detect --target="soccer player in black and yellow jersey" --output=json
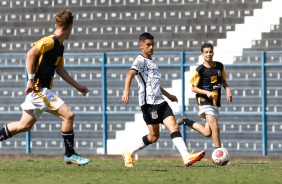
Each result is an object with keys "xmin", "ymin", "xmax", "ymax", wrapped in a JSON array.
[
  {"xmin": 0, "ymin": 10, "xmax": 90, "ymax": 165},
  {"xmin": 177, "ymin": 43, "xmax": 232, "ymax": 149}
]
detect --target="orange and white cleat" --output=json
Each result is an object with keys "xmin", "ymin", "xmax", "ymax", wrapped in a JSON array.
[
  {"xmin": 183, "ymin": 150, "xmax": 205, "ymax": 167},
  {"xmin": 122, "ymin": 151, "xmax": 134, "ymax": 167}
]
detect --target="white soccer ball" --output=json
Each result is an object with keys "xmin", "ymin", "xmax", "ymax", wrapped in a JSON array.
[{"xmin": 211, "ymin": 147, "xmax": 230, "ymax": 166}]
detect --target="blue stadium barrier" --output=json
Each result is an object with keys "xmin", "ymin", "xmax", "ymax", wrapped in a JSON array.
[{"xmin": 0, "ymin": 51, "xmax": 281, "ymax": 156}]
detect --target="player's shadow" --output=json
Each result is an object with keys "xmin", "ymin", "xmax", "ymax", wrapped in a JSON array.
[
  {"xmin": 151, "ymin": 169, "xmax": 168, "ymax": 172},
  {"xmin": 173, "ymin": 165, "xmax": 213, "ymax": 168}
]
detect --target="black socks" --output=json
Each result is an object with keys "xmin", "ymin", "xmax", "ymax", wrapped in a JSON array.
[
  {"xmin": 142, "ymin": 135, "xmax": 152, "ymax": 145},
  {"xmin": 0, "ymin": 125, "xmax": 12, "ymax": 141},
  {"xmin": 184, "ymin": 119, "xmax": 195, "ymax": 129},
  {"xmin": 170, "ymin": 131, "xmax": 182, "ymax": 139},
  {"xmin": 61, "ymin": 130, "xmax": 75, "ymax": 157}
]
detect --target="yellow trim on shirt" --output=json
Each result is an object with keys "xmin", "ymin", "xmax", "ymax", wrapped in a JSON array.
[
  {"xmin": 222, "ymin": 67, "xmax": 226, "ymax": 81},
  {"xmin": 190, "ymin": 69, "xmax": 201, "ymax": 87},
  {"xmin": 212, "ymin": 90, "xmax": 218, "ymax": 107},
  {"xmin": 35, "ymin": 90, "xmax": 56, "ymax": 110},
  {"xmin": 33, "ymin": 35, "xmax": 55, "ymax": 54},
  {"xmin": 34, "ymin": 35, "xmax": 55, "ymax": 72},
  {"xmin": 55, "ymin": 56, "xmax": 62, "ymax": 65},
  {"xmin": 35, "ymin": 54, "xmax": 43, "ymax": 72}
]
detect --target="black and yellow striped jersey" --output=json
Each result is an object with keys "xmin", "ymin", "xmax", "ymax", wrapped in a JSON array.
[
  {"xmin": 33, "ymin": 35, "xmax": 64, "ymax": 90},
  {"xmin": 190, "ymin": 61, "xmax": 226, "ymax": 107}
]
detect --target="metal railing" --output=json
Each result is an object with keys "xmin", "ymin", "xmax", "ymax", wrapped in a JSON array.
[{"xmin": 0, "ymin": 51, "xmax": 281, "ymax": 155}]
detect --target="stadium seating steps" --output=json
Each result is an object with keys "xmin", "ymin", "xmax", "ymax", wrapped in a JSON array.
[{"xmin": 0, "ymin": 0, "xmax": 281, "ymax": 156}]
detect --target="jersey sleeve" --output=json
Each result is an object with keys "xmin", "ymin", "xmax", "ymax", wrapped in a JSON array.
[
  {"xmin": 221, "ymin": 67, "xmax": 226, "ymax": 81},
  {"xmin": 130, "ymin": 57, "xmax": 144, "ymax": 74},
  {"xmin": 59, "ymin": 56, "xmax": 64, "ymax": 66},
  {"xmin": 190, "ymin": 68, "xmax": 201, "ymax": 87},
  {"xmin": 33, "ymin": 36, "xmax": 55, "ymax": 54}
]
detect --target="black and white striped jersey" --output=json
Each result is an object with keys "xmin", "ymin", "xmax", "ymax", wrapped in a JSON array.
[{"xmin": 130, "ymin": 54, "xmax": 165, "ymax": 106}]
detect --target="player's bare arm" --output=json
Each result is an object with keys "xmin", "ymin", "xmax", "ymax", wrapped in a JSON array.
[
  {"xmin": 25, "ymin": 46, "xmax": 41, "ymax": 95},
  {"xmin": 56, "ymin": 65, "xmax": 89, "ymax": 96},
  {"xmin": 222, "ymin": 80, "xmax": 232, "ymax": 103},
  {"xmin": 122, "ymin": 69, "xmax": 137, "ymax": 106},
  {"xmin": 191, "ymin": 85, "xmax": 215, "ymax": 99},
  {"xmin": 160, "ymin": 87, "xmax": 178, "ymax": 102}
]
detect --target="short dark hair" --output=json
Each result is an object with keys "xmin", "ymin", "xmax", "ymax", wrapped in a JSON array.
[
  {"xmin": 139, "ymin": 32, "xmax": 154, "ymax": 43},
  {"xmin": 55, "ymin": 10, "xmax": 74, "ymax": 30},
  {"xmin": 201, "ymin": 43, "xmax": 213, "ymax": 53}
]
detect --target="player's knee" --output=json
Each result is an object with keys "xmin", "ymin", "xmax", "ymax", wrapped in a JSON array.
[
  {"xmin": 148, "ymin": 135, "xmax": 159, "ymax": 143},
  {"xmin": 18, "ymin": 123, "xmax": 33, "ymax": 132},
  {"xmin": 171, "ymin": 123, "xmax": 179, "ymax": 132},
  {"xmin": 209, "ymin": 121, "xmax": 219, "ymax": 131},
  {"xmin": 203, "ymin": 132, "xmax": 212, "ymax": 137},
  {"xmin": 212, "ymin": 125, "xmax": 220, "ymax": 133},
  {"xmin": 66, "ymin": 111, "xmax": 75, "ymax": 121},
  {"xmin": 24, "ymin": 125, "xmax": 33, "ymax": 132},
  {"xmin": 151, "ymin": 136, "xmax": 159, "ymax": 143}
]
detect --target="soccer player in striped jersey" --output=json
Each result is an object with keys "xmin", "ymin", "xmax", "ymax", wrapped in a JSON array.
[
  {"xmin": 0, "ymin": 10, "xmax": 90, "ymax": 166},
  {"xmin": 121, "ymin": 32, "xmax": 205, "ymax": 167},
  {"xmin": 177, "ymin": 43, "xmax": 233, "ymax": 149}
]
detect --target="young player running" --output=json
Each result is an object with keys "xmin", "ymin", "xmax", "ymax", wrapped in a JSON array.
[
  {"xmin": 0, "ymin": 10, "xmax": 90, "ymax": 166},
  {"xmin": 177, "ymin": 43, "xmax": 232, "ymax": 149},
  {"xmin": 121, "ymin": 32, "xmax": 205, "ymax": 167}
]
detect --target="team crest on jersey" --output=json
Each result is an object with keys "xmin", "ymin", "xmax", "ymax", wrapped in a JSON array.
[
  {"xmin": 49, "ymin": 95, "xmax": 57, "ymax": 102},
  {"xmin": 151, "ymin": 110, "xmax": 158, "ymax": 119},
  {"xmin": 52, "ymin": 97, "xmax": 57, "ymax": 102}
]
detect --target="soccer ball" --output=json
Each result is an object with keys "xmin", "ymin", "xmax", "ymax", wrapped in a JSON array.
[{"xmin": 211, "ymin": 147, "xmax": 230, "ymax": 166}]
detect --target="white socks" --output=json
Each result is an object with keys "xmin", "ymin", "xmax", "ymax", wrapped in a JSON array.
[
  {"xmin": 126, "ymin": 132, "xmax": 189, "ymax": 159},
  {"xmin": 172, "ymin": 137, "xmax": 189, "ymax": 159},
  {"xmin": 127, "ymin": 139, "xmax": 147, "ymax": 155}
]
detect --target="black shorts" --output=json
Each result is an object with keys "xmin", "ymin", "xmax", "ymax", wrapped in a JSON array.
[{"xmin": 141, "ymin": 101, "xmax": 174, "ymax": 125}]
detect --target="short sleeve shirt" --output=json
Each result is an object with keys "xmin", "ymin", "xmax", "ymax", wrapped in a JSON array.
[
  {"xmin": 130, "ymin": 54, "xmax": 165, "ymax": 106},
  {"xmin": 33, "ymin": 35, "xmax": 64, "ymax": 66},
  {"xmin": 33, "ymin": 35, "xmax": 64, "ymax": 89},
  {"xmin": 190, "ymin": 61, "xmax": 226, "ymax": 107}
]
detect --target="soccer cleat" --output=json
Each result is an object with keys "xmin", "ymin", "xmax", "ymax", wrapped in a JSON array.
[
  {"xmin": 176, "ymin": 114, "xmax": 185, "ymax": 125},
  {"xmin": 176, "ymin": 114, "xmax": 188, "ymax": 125},
  {"xmin": 176, "ymin": 115, "xmax": 194, "ymax": 128},
  {"xmin": 183, "ymin": 150, "xmax": 205, "ymax": 167},
  {"xmin": 122, "ymin": 151, "xmax": 134, "ymax": 167},
  {"xmin": 64, "ymin": 153, "xmax": 90, "ymax": 166}
]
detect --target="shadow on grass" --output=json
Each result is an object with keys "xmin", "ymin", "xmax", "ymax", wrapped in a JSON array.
[
  {"xmin": 234, "ymin": 162, "xmax": 269, "ymax": 165},
  {"xmin": 151, "ymin": 169, "xmax": 168, "ymax": 172},
  {"xmin": 170, "ymin": 165, "xmax": 215, "ymax": 168}
]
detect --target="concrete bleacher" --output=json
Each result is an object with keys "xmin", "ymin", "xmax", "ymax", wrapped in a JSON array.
[
  {"xmin": 0, "ymin": 0, "xmax": 270, "ymax": 53},
  {"xmin": 243, "ymin": 17, "xmax": 282, "ymax": 51}
]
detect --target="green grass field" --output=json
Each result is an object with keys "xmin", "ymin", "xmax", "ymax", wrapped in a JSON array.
[{"xmin": 0, "ymin": 158, "xmax": 281, "ymax": 184}]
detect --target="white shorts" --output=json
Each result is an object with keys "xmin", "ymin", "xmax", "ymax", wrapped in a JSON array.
[
  {"xmin": 21, "ymin": 88, "xmax": 65, "ymax": 120},
  {"xmin": 198, "ymin": 105, "xmax": 220, "ymax": 123}
]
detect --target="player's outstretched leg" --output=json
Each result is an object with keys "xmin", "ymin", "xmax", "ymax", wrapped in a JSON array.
[
  {"xmin": 183, "ymin": 150, "xmax": 205, "ymax": 167},
  {"xmin": 64, "ymin": 153, "xmax": 90, "ymax": 166},
  {"xmin": 122, "ymin": 151, "xmax": 134, "ymax": 167},
  {"xmin": 176, "ymin": 115, "xmax": 195, "ymax": 128}
]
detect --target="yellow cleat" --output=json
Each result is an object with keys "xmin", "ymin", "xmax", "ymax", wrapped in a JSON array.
[
  {"xmin": 122, "ymin": 151, "xmax": 134, "ymax": 167},
  {"xmin": 184, "ymin": 150, "xmax": 205, "ymax": 167}
]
